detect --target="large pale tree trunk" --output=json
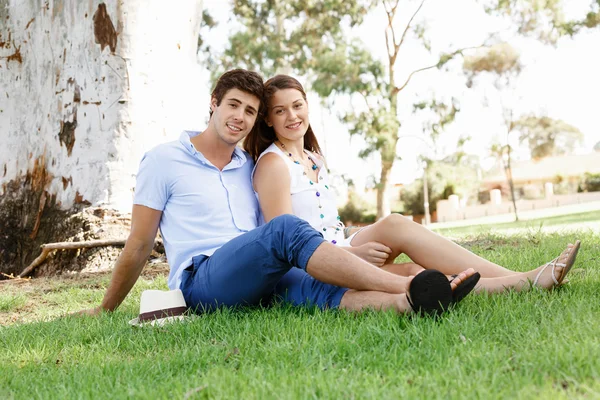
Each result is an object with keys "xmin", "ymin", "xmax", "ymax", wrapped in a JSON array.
[{"xmin": 0, "ymin": 0, "xmax": 204, "ymax": 276}]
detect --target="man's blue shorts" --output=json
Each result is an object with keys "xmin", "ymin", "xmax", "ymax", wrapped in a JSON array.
[{"xmin": 180, "ymin": 214, "xmax": 349, "ymax": 312}]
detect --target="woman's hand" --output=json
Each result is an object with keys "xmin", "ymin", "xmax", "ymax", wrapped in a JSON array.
[{"xmin": 348, "ymin": 242, "xmax": 392, "ymax": 267}]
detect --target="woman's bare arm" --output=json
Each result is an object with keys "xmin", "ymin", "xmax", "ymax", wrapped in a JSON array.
[{"xmin": 253, "ymin": 153, "xmax": 294, "ymax": 222}]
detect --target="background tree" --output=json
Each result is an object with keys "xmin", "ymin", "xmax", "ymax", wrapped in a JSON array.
[
  {"xmin": 197, "ymin": 10, "xmax": 217, "ymax": 54},
  {"xmin": 464, "ymin": 42, "xmax": 522, "ymax": 221},
  {"xmin": 400, "ymin": 159, "xmax": 479, "ymax": 217},
  {"xmin": 204, "ymin": 0, "xmax": 483, "ymax": 220},
  {"xmin": 489, "ymin": 141, "xmax": 519, "ymax": 220},
  {"xmin": 410, "ymin": 97, "xmax": 461, "ymax": 224},
  {"xmin": 483, "ymin": 0, "xmax": 600, "ymax": 43},
  {"xmin": 513, "ymin": 115, "xmax": 583, "ymax": 159}
]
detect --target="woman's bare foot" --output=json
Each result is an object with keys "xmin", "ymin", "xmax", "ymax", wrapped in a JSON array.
[
  {"xmin": 447, "ymin": 268, "xmax": 481, "ymax": 303},
  {"xmin": 528, "ymin": 242, "xmax": 580, "ymax": 289},
  {"xmin": 448, "ymin": 268, "xmax": 478, "ymax": 291}
]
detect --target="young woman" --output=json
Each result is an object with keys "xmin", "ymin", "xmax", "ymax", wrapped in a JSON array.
[{"xmin": 245, "ymin": 74, "xmax": 580, "ymax": 301}]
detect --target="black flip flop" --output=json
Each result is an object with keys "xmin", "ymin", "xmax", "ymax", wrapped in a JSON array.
[
  {"xmin": 449, "ymin": 272, "xmax": 481, "ymax": 304},
  {"xmin": 406, "ymin": 269, "xmax": 452, "ymax": 316}
]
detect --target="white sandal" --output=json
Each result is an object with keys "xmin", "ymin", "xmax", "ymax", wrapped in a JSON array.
[{"xmin": 533, "ymin": 240, "xmax": 581, "ymax": 287}]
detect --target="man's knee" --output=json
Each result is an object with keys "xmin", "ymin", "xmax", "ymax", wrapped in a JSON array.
[{"xmin": 268, "ymin": 214, "xmax": 305, "ymax": 230}]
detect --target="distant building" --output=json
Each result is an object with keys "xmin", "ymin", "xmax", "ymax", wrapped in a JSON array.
[
  {"xmin": 482, "ymin": 153, "xmax": 600, "ymax": 197},
  {"xmin": 436, "ymin": 152, "xmax": 600, "ymax": 223}
]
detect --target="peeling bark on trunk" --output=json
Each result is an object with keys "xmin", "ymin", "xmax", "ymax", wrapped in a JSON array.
[{"xmin": 0, "ymin": 0, "xmax": 204, "ymax": 277}]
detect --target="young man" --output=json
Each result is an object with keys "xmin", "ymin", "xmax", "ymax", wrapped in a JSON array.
[{"xmin": 83, "ymin": 69, "xmax": 474, "ymax": 317}]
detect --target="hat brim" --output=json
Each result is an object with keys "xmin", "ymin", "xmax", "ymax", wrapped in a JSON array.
[{"xmin": 129, "ymin": 314, "xmax": 187, "ymax": 327}]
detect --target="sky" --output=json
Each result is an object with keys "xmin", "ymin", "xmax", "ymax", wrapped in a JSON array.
[{"xmin": 196, "ymin": 0, "xmax": 600, "ymax": 190}]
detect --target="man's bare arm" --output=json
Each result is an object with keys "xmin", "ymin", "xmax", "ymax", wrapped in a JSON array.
[{"xmin": 82, "ymin": 205, "xmax": 162, "ymax": 315}]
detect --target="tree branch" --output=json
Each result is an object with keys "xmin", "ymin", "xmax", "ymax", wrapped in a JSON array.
[
  {"xmin": 393, "ymin": 63, "xmax": 438, "ymax": 94},
  {"xmin": 391, "ymin": 9, "xmax": 402, "ymax": 65},
  {"xmin": 397, "ymin": 0, "xmax": 426, "ymax": 50},
  {"xmin": 393, "ymin": 44, "xmax": 484, "ymax": 94},
  {"xmin": 359, "ymin": 91, "xmax": 374, "ymax": 115},
  {"xmin": 389, "ymin": 0, "xmax": 400, "ymax": 50},
  {"xmin": 385, "ymin": 24, "xmax": 392, "ymax": 58},
  {"xmin": 382, "ymin": 0, "xmax": 391, "ymax": 16},
  {"xmin": 17, "ymin": 239, "xmax": 163, "ymax": 278},
  {"xmin": 383, "ymin": 1, "xmax": 396, "ymax": 59}
]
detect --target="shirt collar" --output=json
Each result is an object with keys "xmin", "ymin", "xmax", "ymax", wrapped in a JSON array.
[{"xmin": 179, "ymin": 130, "xmax": 248, "ymax": 168}]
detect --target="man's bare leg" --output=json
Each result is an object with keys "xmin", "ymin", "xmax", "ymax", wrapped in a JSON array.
[
  {"xmin": 305, "ymin": 242, "xmax": 411, "ymax": 294},
  {"xmin": 337, "ymin": 268, "xmax": 479, "ymax": 313},
  {"xmin": 305, "ymin": 243, "xmax": 477, "ymax": 299},
  {"xmin": 338, "ymin": 290, "xmax": 411, "ymax": 313}
]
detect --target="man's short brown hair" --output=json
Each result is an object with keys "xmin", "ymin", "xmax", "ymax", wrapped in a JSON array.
[{"xmin": 210, "ymin": 69, "xmax": 264, "ymax": 117}]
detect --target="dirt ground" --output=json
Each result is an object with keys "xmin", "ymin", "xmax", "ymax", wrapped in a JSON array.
[
  {"xmin": 0, "ymin": 261, "xmax": 170, "ymax": 326},
  {"xmin": 0, "ymin": 206, "xmax": 169, "ymax": 326}
]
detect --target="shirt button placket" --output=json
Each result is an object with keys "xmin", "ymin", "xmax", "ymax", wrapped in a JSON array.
[{"xmin": 222, "ymin": 171, "xmax": 237, "ymax": 229}]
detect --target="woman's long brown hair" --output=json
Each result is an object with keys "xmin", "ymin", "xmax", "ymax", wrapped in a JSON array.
[{"xmin": 244, "ymin": 75, "xmax": 322, "ymax": 162}]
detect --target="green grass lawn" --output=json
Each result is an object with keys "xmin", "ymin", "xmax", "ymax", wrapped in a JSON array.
[
  {"xmin": 1, "ymin": 228, "xmax": 599, "ymax": 399},
  {"xmin": 434, "ymin": 209, "xmax": 600, "ymax": 237}
]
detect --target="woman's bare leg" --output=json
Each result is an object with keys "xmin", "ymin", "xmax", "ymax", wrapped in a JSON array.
[
  {"xmin": 350, "ymin": 214, "xmax": 517, "ymax": 278},
  {"xmin": 382, "ymin": 262, "xmax": 425, "ymax": 277},
  {"xmin": 473, "ymin": 243, "xmax": 577, "ymax": 293},
  {"xmin": 381, "ymin": 244, "xmax": 577, "ymax": 293}
]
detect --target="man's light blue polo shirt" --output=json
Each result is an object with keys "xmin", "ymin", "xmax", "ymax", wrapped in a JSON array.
[{"xmin": 133, "ymin": 131, "xmax": 260, "ymax": 289}]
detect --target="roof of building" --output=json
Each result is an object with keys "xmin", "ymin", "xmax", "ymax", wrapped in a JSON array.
[{"xmin": 483, "ymin": 152, "xmax": 600, "ymax": 184}]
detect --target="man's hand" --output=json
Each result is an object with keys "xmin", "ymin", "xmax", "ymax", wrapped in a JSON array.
[
  {"xmin": 348, "ymin": 242, "xmax": 392, "ymax": 267},
  {"xmin": 70, "ymin": 306, "xmax": 104, "ymax": 317},
  {"xmin": 73, "ymin": 205, "xmax": 162, "ymax": 317}
]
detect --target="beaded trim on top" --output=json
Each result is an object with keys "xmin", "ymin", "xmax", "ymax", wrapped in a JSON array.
[{"xmin": 275, "ymin": 140, "xmax": 343, "ymax": 244}]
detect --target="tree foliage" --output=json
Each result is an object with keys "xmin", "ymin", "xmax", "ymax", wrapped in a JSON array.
[
  {"xmin": 463, "ymin": 43, "xmax": 522, "ymax": 88},
  {"xmin": 582, "ymin": 172, "xmax": 600, "ymax": 192},
  {"xmin": 513, "ymin": 115, "xmax": 583, "ymax": 159},
  {"xmin": 205, "ymin": 0, "xmax": 373, "ymax": 78},
  {"xmin": 412, "ymin": 97, "xmax": 461, "ymax": 147},
  {"xmin": 463, "ymin": 42, "xmax": 522, "ymax": 220},
  {"xmin": 401, "ymin": 160, "xmax": 479, "ymax": 215},
  {"xmin": 197, "ymin": 10, "xmax": 217, "ymax": 51},
  {"xmin": 337, "ymin": 189, "xmax": 376, "ymax": 224},
  {"xmin": 203, "ymin": 0, "xmax": 480, "ymax": 219},
  {"xmin": 483, "ymin": 0, "xmax": 600, "ymax": 43}
]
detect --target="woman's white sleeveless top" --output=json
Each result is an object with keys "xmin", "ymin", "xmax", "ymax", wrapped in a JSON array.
[{"xmin": 254, "ymin": 143, "xmax": 345, "ymax": 244}]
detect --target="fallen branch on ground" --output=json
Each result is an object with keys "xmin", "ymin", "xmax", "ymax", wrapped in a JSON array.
[
  {"xmin": 18, "ymin": 239, "xmax": 129, "ymax": 278},
  {"xmin": 0, "ymin": 272, "xmax": 31, "ymax": 283}
]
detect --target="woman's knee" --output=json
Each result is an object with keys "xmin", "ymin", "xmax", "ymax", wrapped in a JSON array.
[
  {"xmin": 405, "ymin": 263, "xmax": 425, "ymax": 275},
  {"xmin": 381, "ymin": 213, "xmax": 409, "ymax": 229}
]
